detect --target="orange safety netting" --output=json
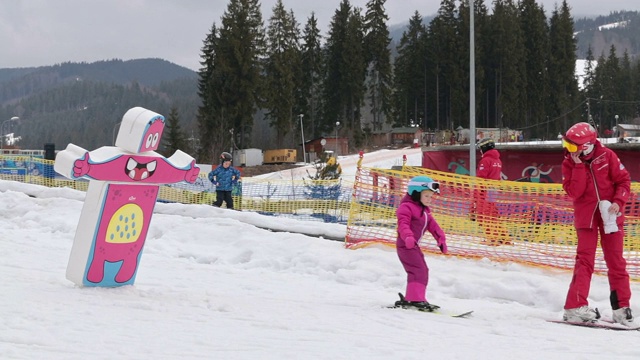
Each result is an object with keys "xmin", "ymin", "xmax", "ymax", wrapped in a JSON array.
[{"xmin": 347, "ymin": 165, "xmax": 640, "ymax": 279}]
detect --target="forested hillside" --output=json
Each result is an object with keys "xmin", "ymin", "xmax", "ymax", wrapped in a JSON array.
[
  {"xmin": 0, "ymin": 59, "xmax": 199, "ymax": 153},
  {"xmin": 574, "ymin": 10, "xmax": 640, "ymax": 59}
]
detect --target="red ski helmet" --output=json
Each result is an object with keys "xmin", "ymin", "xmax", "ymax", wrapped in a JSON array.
[{"xmin": 563, "ymin": 122, "xmax": 597, "ymax": 153}]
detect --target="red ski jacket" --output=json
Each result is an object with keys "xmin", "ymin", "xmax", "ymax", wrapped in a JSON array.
[
  {"xmin": 477, "ymin": 149, "xmax": 502, "ymax": 180},
  {"xmin": 562, "ymin": 141, "xmax": 630, "ymax": 229}
]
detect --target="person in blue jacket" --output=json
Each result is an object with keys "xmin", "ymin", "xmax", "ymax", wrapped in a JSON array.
[{"xmin": 208, "ymin": 152, "xmax": 241, "ymax": 209}]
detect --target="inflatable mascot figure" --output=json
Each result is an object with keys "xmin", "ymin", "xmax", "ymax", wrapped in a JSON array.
[{"xmin": 55, "ymin": 107, "xmax": 200, "ymax": 287}]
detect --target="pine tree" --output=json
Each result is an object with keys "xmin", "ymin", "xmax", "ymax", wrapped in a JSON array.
[
  {"xmin": 595, "ymin": 45, "xmax": 621, "ymax": 130},
  {"xmin": 486, "ymin": 0, "xmax": 526, "ymax": 130},
  {"xmin": 393, "ymin": 12, "xmax": 426, "ymax": 127},
  {"xmin": 323, "ymin": 0, "xmax": 367, "ymax": 148},
  {"xmin": 581, "ymin": 45, "xmax": 596, "ymax": 97},
  {"xmin": 216, "ymin": 0, "xmax": 266, "ymax": 150},
  {"xmin": 618, "ymin": 50, "xmax": 635, "ymax": 123},
  {"xmin": 162, "ymin": 106, "xmax": 189, "ymax": 156},
  {"xmin": 633, "ymin": 60, "xmax": 640, "ymax": 118},
  {"xmin": 196, "ymin": 23, "xmax": 221, "ymax": 163},
  {"xmin": 590, "ymin": 51, "xmax": 608, "ymax": 124},
  {"xmin": 263, "ymin": 0, "xmax": 301, "ymax": 148},
  {"xmin": 363, "ymin": 0, "xmax": 392, "ymax": 131},
  {"xmin": 323, "ymin": 1, "xmax": 352, "ymax": 136},
  {"xmin": 548, "ymin": 0, "xmax": 579, "ymax": 133},
  {"xmin": 427, "ymin": 0, "xmax": 459, "ymax": 130},
  {"xmin": 519, "ymin": 0, "xmax": 549, "ymax": 139},
  {"xmin": 299, "ymin": 14, "xmax": 324, "ymax": 139}
]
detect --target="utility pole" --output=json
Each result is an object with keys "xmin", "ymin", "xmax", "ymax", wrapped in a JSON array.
[{"xmin": 299, "ymin": 114, "xmax": 306, "ymax": 164}]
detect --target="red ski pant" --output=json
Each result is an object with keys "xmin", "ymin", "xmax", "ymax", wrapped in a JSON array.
[
  {"xmin": 564, "ymin": 224, "xmax": 631, "ymax": 309},
  {"xmin": 475, "ymin": 191, "xmax": 509, "ymax": 244}
]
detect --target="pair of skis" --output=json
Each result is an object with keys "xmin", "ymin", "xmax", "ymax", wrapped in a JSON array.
[{"xmin": 547, "ymin": 318, "xmax": 640, "ymax": 331}]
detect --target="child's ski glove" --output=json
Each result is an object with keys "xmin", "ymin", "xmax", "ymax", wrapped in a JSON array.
[
  {"xmin": 435, "ymin": 230, "xmax": 448, "ymax": 254},
  {"xmin": 404, "ymin": 236, "xmax": 416, "ymax": 249}
]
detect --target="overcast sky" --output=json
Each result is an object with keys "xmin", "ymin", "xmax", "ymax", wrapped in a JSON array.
[{"xmin": 0, "ymin": 0, "xmax": 635, "ymax": 71}]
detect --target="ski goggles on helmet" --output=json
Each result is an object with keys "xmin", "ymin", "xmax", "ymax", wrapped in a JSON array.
[
  {"xmin": 408, "ymin": 180, "xmax": 440, "ymax": 194},
  {"xmin": 561, "ymin": 138, "xmax": 580, "ymax": 153}
]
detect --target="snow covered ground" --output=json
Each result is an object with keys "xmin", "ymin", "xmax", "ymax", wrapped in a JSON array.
[{"xmin": 2, "ymin": 148, "xmax": 640, "ymax": 360}]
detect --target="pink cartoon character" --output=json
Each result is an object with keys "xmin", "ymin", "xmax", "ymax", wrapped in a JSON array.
[{"xmin": 55, "ymin": 107, "xmax": 200, "ymax": 287}]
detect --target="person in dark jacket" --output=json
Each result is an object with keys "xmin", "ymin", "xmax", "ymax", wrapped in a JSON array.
[
  {"xmin": 394, "ymin": 175, "xmax": 447, "ymax": 310},
  {"xmin": 561, "ymin": 122, "xmax": 634, "ymax": 326},
  {"xmin": 208, "ymin": 152, "xmax": 241, "ymax": 209}
]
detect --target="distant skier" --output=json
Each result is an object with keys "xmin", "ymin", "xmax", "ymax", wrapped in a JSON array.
[
  {"xmin": 208, "ymin": 152, "xmax": 241, "ymax": 209},
  {"xmin": 395, "ymin": 175, "xmax": 447, "ymax": 309},
  {"xmin": 561, "ymin": 122, "xmax": 634, "ymax": 326}
]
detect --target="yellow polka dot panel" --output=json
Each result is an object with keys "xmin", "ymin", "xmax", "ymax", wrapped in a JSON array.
[{"xmin": 106, "ymin": 203, "xmax": 143, "ymax": 243}]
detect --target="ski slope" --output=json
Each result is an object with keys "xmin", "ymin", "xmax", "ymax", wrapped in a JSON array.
[
  {"xmin": 253, "ymin": 147, "xmax": 424, "ymax": 181},
  {"xmin": 2, "ymin": 148, "xmax": 640, "ymax": 359}
]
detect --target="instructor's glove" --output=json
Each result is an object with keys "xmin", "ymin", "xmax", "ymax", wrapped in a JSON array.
[
  {"xmin": 404, "ymin": 236, "xmax": 416, "ymax": 249},
  {"xmin": 599, "ymin": 200, "xmax": 619, "ymax": 234}
]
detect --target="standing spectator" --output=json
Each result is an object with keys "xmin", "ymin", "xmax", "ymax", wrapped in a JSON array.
[
  {"xmin": 208, "ymin": 152, "xmax": 241, "ymax": 209},
  {"xmin": 474, "ymin": 138, "xmax": 508, "ymax": 245},
  {"xmin": 477, "ymin": 138, "xmax": 501, "ymax": 180},
  {"xmin": 561, "ymin": 122, "xmax": 634, "ymax": 326}
]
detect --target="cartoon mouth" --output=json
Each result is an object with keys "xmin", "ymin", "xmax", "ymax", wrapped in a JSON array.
[{"xmin": 125, "ymin": 158, "xmax": 157, "ymax": 181}]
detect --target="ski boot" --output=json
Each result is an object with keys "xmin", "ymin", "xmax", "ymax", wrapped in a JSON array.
[{"xmin": 395, "ymin": 293, "xmax": 440, "ymax": 312}]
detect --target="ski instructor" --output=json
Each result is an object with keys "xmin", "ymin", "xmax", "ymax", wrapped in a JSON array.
[{"xmin": 561, "ymin": 122, "xmax": 634, "ymax": 326}]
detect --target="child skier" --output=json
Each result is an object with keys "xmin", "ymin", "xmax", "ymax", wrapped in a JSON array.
[
  {"xmin": 395, "ymin": 175, "xmax": 448, "ymax": 309},
  {"xmin": 208, "ymin": 152, "xmax": 241, "ymax": 209}
]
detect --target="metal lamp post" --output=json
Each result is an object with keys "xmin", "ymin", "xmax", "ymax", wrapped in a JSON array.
[
  {"xmin": 335, "ymin": 121, "xmax": 340, "ymax": 156},
  {"xmin": 299, "ymin": 114, "xmax": 306, "ymax": 164},
  {"xmin": 1, "ymin": 116, "xmax": 20, "ymax": 152},
  {"xmin": 615, "ymin": 114, "xmax": 619, "ymax": 138}
]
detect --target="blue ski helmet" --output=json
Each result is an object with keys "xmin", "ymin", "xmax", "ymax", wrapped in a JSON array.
[{"xmin": 407, "ymin": 176, "xmax": 440, "ymax": 196}]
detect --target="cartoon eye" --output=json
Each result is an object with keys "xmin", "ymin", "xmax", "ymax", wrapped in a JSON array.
[
  {"xmin": 151, "ymin": 133, "xmax": 159, "ymax": 147},
  {"xmin": 145, "ymin": 134, "xmax": 153, "ymax": 148}
]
